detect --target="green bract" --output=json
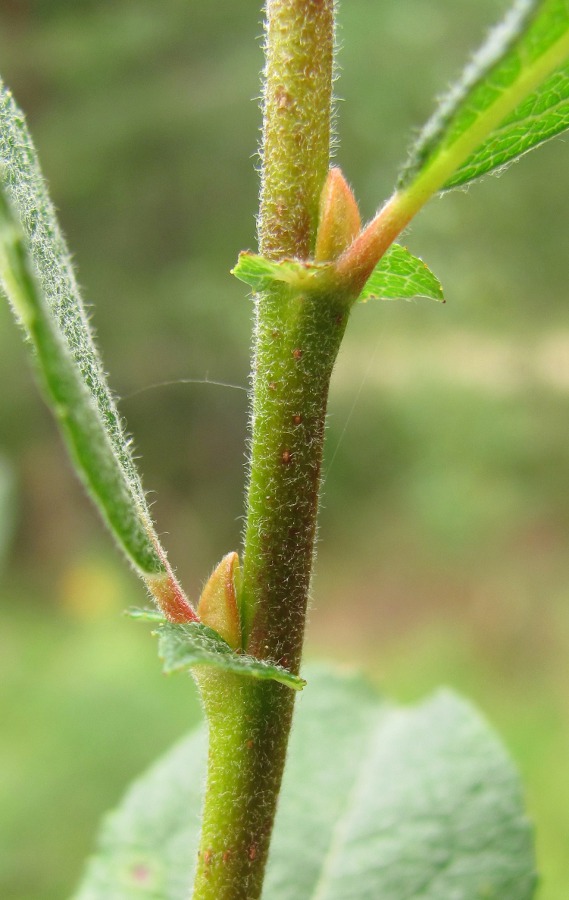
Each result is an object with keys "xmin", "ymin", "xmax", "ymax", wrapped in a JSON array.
[
  {"xmin": 231, "ymin": 252, "xmax": 326, "ymax": 292},
  {"xmin": 359, "ymin": 244, "xmax": 444, "ymax": 303},
  {"xmin": 131, "ymin": 612, "xmax": 305, "ymax": 690},
  {"xmin": 232, "ymin": 244, "xmax": 444, "ymax": 303}
]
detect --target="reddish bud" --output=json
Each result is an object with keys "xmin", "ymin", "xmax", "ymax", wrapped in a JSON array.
[
  {"xmin": 314, "ymin": 167, "xmax": 361, "ymax": 263},
  {"xmin": 197, "ymin": 551, "xmax": 242, "ymax": 649}
]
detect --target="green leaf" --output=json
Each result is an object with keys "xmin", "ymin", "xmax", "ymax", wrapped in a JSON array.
[
  {"xmin": 156, "ymin": 620, "xmax": 305, "ymax": 690},
  {"xmin": 75, "ymin": 668, "xmax": 536, "ymax": 899},
  {"xmin": 0, "ymin": 81, "xmax": 166, "ymax": 577},
  {"xmin": 75, "ymin": 726, "xmax": 207, "ymax": 900},
  {"xmin": 359, "ymin": 244, "xmax": 444, "ymax": 303},
  {"xmin": 232, "ymin": 251, "xmax": 326, "ymax": 291},
  {"xmin": 400, "ymin": 0, "xmax": 569, "ymax": 192}
]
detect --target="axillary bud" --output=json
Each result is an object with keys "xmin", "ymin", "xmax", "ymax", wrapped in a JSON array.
[
  {"xmin": 197, "ymin": 551, "xmax": 242, "ymax": 649},
  {"xmin": 314, "ymin": 167, "xmax": 361, "ymax": 263}
]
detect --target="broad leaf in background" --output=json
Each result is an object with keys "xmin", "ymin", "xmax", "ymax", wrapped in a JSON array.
[
  {"xmin": 359, "ymin": 244, "xmax": 444, "ymax": 303},
  {"xmin": 75, "ymin": 669, "xmax": 536, "ymax": 899},
  {"xmin": 399, "ymin": 0, "xmax": 569, "ymax": 192},
  {"xmin": 0, "ymin": 81, "xmax": 194, "ymax": 618}
]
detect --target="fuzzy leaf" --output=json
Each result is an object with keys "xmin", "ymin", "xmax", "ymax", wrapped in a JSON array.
[
  {"xmin": 232, "ymin": 251, "xmax": 325, "ymax": 291},
  {"xmin": 0, "ymin": 81, "xmax": 166, "ymax": 576},
  {"xmin": 359, "ymin": 243, "xmax": 444, "ymax": 303},
  {"xmin": 156, "ymin": 620, "xmax": 305, "ymax": 690},
  {"xmin": 400, "ymin": 0, "xmax": 569, "ymax": 191},
  {"xmin": 75, "ymin": 668, "xmax": 536, "ymax": 899}
]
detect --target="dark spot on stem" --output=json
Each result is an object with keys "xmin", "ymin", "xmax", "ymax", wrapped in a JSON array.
[
  {"xmin": 292, "ymin": 348, "xmax": 302, "ymax": 360},
  {"xmin": 292, "ymin": 414, "xmax": 302, "ymax": 426},
  {"xmin": 281, "ymin": 449, "xmax": 292, "ymax": 465}
]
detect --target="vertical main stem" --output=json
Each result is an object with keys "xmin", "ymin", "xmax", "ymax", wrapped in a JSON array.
[
  {"xmin": 259, "ymin": 0, "xmax": 334, "ymax": 260},
  {"xmin": 245, "ymin": 0, "xmax": 335, "ymax": 645},
  {"xmin": 241, "ymin": 285, "xmax": 348, "ymax": 660},
  {"xmin": 192, "ymin": 672, "xmax": 296, "ymax": 900},
  {"xmin": 193, "ymin": 287, "xmax": 350, "ymax": 900},
  {"xmin": 192, "ymin": 2, "xmax": 338, "ymax": 897}
]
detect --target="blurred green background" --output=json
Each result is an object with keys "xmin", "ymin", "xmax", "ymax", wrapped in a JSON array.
[{"xmin": 0, "ymin": 1, "xmax": 568, "ymax": 897}]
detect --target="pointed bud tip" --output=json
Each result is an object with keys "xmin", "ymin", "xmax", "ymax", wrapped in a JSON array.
[
  {"xmin": 197, "ymin": 551, "xmax": 242, "ymax": 649},
  {"xmin": 314, "ymin": 167, "xmax": 362, "ymax": 263}
]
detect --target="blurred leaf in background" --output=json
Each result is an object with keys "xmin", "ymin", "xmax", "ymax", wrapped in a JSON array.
[{"xmin": 0, "ymin": 1, "xmax": 569, "ymax": 899}]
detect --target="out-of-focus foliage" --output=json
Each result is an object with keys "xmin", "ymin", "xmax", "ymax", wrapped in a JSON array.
[
  {"xmin": 0, "ymin": 2, "xmax": 568, "ymax": 898},
  {"xmin": 76, "ymin": 670, "xmax": 536, "ymax": 900}
]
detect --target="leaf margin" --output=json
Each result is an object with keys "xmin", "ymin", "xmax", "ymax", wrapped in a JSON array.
[{"xmin": 359, "ymin": 243, "xmax": 444, "ymax": 303}]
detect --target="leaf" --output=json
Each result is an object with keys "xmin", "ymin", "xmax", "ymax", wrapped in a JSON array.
[
  {"xmin": 75, "ymin": 726, "xmax": 207, "ymax": 900},
  {"xmin": 232, "ymin": 251, "xmax": 326, "ymax": 291},
  {"xmin": 0, "ymin": 80, "xmax": 166, "ymax": 577},
  {"xmin": 359, "ymin": 244, "xmax": 444, "ymax": 303},
  {"xmin": 156, "ymin": 621, "xmax": 305, "ymax": 690},
  {"xmin": 162, "ymin": 628, "xmax": 303, "ymax": 692},
  {"xmin": 400, "ymin": 0, "xmax": 569, "ymax": 192},
  {"xmin": 74, "ymin": 668, "xmax": 536, "ymax": 899}
]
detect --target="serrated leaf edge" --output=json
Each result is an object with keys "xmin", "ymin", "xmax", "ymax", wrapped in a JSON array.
[{"xmin": 359, "ymin": 244, "xmax": 445, "ymax": 303}]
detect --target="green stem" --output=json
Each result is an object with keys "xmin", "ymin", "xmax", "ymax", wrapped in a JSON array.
[
  {"xmin": 192, "ymin": 673, "xmax": 295, "ymax": 900},
  {"xmin": 191, "ymin": 2, "xmax": 339, "ymax": 897},
  {"xmin": 259, "ymin": 0, "xmax": 334, "ymax": 260},
  {"xmin": 240, "ymin": 282, "xmax": 349, "ymax": 655},
  {"xmin": 193, "ymin": 282, "xmax": 350, "ymax": 899}
]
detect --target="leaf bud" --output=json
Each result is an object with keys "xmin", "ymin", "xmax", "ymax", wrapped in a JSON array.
[
  {"xmin": 197, "ymin": 551, "xmax": 242, "ymax": 649},
  {"xmin": 314, "ymin": 167, "xmax": 361, "ymax": 263}
]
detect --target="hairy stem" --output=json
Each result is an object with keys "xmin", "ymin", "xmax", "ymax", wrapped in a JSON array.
[
  {"xmin": 191, "ymin": 2, "xmax": 338, "ymax": 897},
  {"xmin": 192, "ymin": 673, "xmax": 295, "ymax": 899},
  {"xmin": 259, "ymin": 0, "xmax": 334, "ymax": 260},
  {"xmin": 241, "ymin": 283, "xmax": 348, "ymax": 654},
  {"xmin": 193, "ymin": 281, "xmax": 349, "ymax": 899}
]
